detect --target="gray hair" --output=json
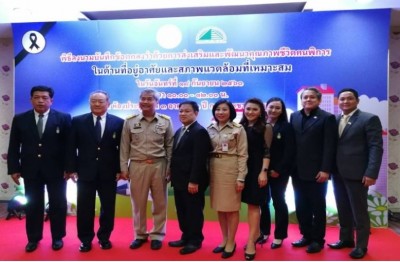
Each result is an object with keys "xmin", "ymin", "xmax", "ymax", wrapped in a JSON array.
[
  {"xmin": 140, "ymin": 89, "xmax": 160, "ymax": 102},
  {"xmin": 89, "ymin": 90, "xmax": 110, "ymax": 101}
]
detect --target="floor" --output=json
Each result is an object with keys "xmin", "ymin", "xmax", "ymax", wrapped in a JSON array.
[{"xmin": 1, "ymin": 202, "xmax": 400, "ymax": 235}]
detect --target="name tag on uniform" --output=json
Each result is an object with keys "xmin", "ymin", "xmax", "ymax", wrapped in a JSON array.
[{"xmin": 222, "ymin": 142, "xmax": 228, "ymax": 152}]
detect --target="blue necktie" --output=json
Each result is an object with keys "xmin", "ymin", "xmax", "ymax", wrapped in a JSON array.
[{"xmin": 95, "ymin": 116, "xmax": 102, "ymax": 142}]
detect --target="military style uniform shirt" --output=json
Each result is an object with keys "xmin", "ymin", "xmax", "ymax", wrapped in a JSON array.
[
  {"xmin": 120, "ymin": 112, "xmax": 174, "ymax": 172},
  {"xmin": 207, "ymin": 121, "xmax": 248, "ymax": 181}
]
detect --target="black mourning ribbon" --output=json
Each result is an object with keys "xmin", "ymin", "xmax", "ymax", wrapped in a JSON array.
[{"xmin": 29, "ymin": 33, "xmax": 40, "ymax": 50}]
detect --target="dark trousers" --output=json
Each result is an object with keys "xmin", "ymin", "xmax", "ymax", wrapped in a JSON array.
[
  {"xmin": 260, "ymin": 175, "xmax": 289, "ymax": 239},
  {"xmin": 173, "ymin": 188, "xmax": 205, "ymax": 246},
  {"xmin": 24, "ymin": 177, "xmax": 67, "ymax": 242},
  {"xmin": 292, "ymin": 176, "xmax": 327, "ymax": 244},
  {"xmin": 77, "ymin": 179, "xmax": 117, "ymax": 243},
  {"xmin": 332, "ymin": 173, "xmax": 370, "ymax": 248}
]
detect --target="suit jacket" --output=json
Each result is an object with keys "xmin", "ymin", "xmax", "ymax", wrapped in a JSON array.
[
  {"xmin": 66, "ymin": 113, "xmax": 124, "ymax": 181},
  {"xmin": 170, "ymin": 121, "xmax": 212, "ymax": 191},
  {"xmin": 269, "ymin": 121, "xmax": 296, "ymax": 177},
  {"xmin": 7, "ymin": 109, "xmax": 71, "ymax": 180},
  {"xmin": 290, "ymin": 107, "xmax": 337, "ymax": 181},
  {"xmin": 335, "ymin": 109, "xmax": 383, "ymax": 180}
]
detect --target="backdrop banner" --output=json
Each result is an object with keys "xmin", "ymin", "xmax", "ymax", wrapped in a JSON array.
[{"xmin": 11, "ymin": 9, "xmax": 390, "ymax": 226}]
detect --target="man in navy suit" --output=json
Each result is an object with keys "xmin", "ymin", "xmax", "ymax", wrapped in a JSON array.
[
  {"xmin": 328, "ymin": 88, "xmax": 383, "ymax": 259},
  {"xmin": 168, "ymin": 101, "xmax": 211, "ymax": 255},
  {"xmin": 66, "ymin": 90, "xmax": 124, "ymax": 252},
  {"xmin": 290, "ymin": 87, "xmax": 337, "ymax": 253},
  {"xmin": 7, "ymin": 85, "xmax": 71, "ymax": 252}
]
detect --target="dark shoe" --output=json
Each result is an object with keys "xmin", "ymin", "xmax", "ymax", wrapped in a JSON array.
[
  {"xmin": 212, "ymin": 245, "xmax": 225, "ymax": 253},
  {"xmin": 221, "ymin": 243, "xmax": 236, "ymax": 259},
  {"xmin": 306, "ymin": 242, "xmax": 323, "ymax": 253},
  {"xmin": 255, "ymin": 234, "xmax": 269, "ymax": 245},
  {"xmin": 327, "ymin": 240, "xmax": 355, "ymax": 249},
  {"xmin": 52, "ymin": 239, "xmax": 63, "ymax": 251},
  {"xmin": 179, "ymin": 244, "xmax": 201, "ymax": 255},
  {"xmin": 292, "ymin": 238, "xmax": 311, "ymax": 247},
  {"xmin": 129, "ymin": 239, "xmax": 148, "ymax": 249},
  {"xmin": 168, "ymin": 239, "xmax": 186, "ymax": 248},
  {"xmin": 99, "ymin": 240, "xmax": 112, "ymax": 250},
  {"xmin": 150, "ymin": 240, "xmax": 162, "ymax": 250},
  {"xmin": 271, "ymin": 239, "xmax": 283, "ymax": 249},
  {"xmin": 244, "ymin": 242, "xmax": 256, "ymax": 261},
  {"xmin": 79, "ymin": 242, "xmax": 92, "ymax": 252},
  {"xmin": 245, "ymin": 252, "xmax": 256, "ymax": 261},
  {"xmin": 349, "ymin": 247, "xmax": 367, "ymax": 259},
  {"xmin": 25, "ymin": 242, "xmax": 38, "ymax": 252}
]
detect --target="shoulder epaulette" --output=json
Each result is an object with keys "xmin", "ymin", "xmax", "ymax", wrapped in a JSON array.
[
  {"xmin": 232, "ymin": 122, "xmax": 242, "ymax": 127},
  {"xmin": 126, "ymin": 114, "xmax": 139, "ymax": 120},
  {"xmin": 159, "ymin": 114, "xmax": 171, "ymax": 120}
]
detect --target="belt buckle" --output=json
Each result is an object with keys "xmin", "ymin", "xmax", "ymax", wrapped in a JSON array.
[
  {"xmin": 214, "ymin": 153, "xmax": 222, "ymax": 158},
  {"xmin": 145, "ymin": 159, "xmax": 154, "ymax": 164}
]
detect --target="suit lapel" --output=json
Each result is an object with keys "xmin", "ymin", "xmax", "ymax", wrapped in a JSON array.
[
  {"xmin": 29, "ymin": 110, "xmax": 40, "ymax": 138},
  {"xmin": 341, "ymin": 109, "xmax": 360, "ymax": 138},
  {"xmin": 301, "ymin": 112, "xmax": 320, "ymax": 133},
  {"xmin": 292, "ymin": 113, "xmax": 303, "ymax": 133},
  {"xmin": 174, "ymin": 122, "xmax": 196, "ymax": 149},
  {"xmin": 103, "ymin": 114, "xmax": 114, "ymax": 140},
  {"xmin": 86, "ymin": 114, "xmax": 98, "ymax": 142},
  {"xmin": 173, "ymin": 127, "xmax": 182, "ymax": 149}
]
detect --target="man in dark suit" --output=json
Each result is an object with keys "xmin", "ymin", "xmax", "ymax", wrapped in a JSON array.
[
  {"xmin": 7, "ymin": 85, "xmax": 71, "ymax": 252},
  {"xmin": 66, "ymin": 90, "xmax": 124, "ymax": 252},
  {"xmin": 168, "ymin": 101, "xmax": 211, "ymax": 255},
  {"xmin": 328, "ymin": 88, "xmax": 383, "ymax": 259},
  {"xmin": 290, "ymin": 87, "xmax": 337, "ymax": 253}
]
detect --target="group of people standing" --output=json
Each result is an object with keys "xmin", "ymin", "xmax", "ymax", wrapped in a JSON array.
[{"xmin": 7, "ymin": 86, "xmax": 383, "ymax": 261}]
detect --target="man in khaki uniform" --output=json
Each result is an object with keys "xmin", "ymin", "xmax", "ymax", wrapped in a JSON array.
[{"xmin": 120, "ymin": 89, "xmax": 173, "ymax": 251}]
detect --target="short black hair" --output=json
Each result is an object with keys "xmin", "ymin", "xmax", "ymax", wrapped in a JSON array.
[
  {"xmin": 30, "ymin": 85, "xmax": 54, "ymax": 98},
  {"xmin": 212, "ymin": 99, "xmax": 236, "ymax": 122},
  {"xmin": 179, "ymin": 100, "xmax": 199, "ymax": 112},
  {"xmin": 338, "ymin": 88, "xmax": 359, "ymax": 100}
]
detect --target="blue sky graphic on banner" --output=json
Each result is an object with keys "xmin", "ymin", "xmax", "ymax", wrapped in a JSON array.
[{"xmin": 12, "ymin": 9, "xmax": 390, "ymax": 225}]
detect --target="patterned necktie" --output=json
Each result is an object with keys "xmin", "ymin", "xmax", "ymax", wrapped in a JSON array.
[
  {"xmin": 338, "ymin": 115, "xmax": 350, "ymax": 137},
  {"xmin": 95, "ymin": 116, "xmax": 102, "ymax": 142},
  {"xmin": 37, "ymin": 114, "xmax": 44, "ymax": 138}
]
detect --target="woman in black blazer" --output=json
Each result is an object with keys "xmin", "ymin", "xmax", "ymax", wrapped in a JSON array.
[{"xmin": 258, "ymin": 97, "xmax": 295, "ymax": 249}]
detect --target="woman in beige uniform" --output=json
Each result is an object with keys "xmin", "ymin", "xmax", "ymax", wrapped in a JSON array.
[{"xmin": 207, "ymin": 99, "xmax": 248, "ymax": 259}]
